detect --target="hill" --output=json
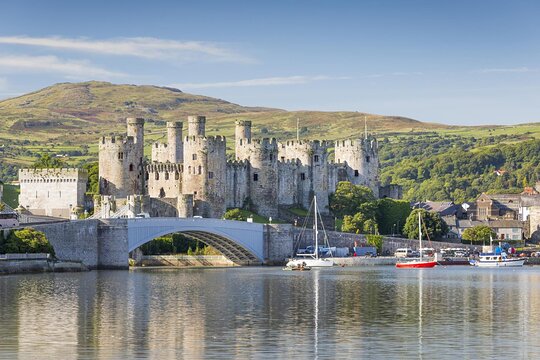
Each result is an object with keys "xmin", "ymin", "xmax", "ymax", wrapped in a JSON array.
[{"xmin": 1, "ymin": 81, "xmax": 540, "ymax": 197}]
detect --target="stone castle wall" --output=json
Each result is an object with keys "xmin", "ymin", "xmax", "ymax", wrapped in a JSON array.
[
  {"xmin": 95, "ymin": 115, "xmax": 385, "ymax": 220},
  {"xmin": 19, "ymin": 168, "xmax": 88, "ymax": 218}
]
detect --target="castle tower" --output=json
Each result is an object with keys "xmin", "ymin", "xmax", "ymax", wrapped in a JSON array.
[
  {"xmin": 334, "ymin": 137, "xmax": 379, "ymax": 197},
  {"xmin": 236, "ymin": 135, "xmax": 279, "ymax": 217},
  {"xmin": 278, "ymin": 140, "xmax": 330, "ymax": 212},
  {"xmin": 188, "ymin": 116, "xmax": 206, "ymax": 137},
  {"xmin": 183, "ymin": 134, "xmax": 227, "ymax": 218},
  {"xmin": 127, "ymin": 117, "xmax": 144, "ymax": 145},
  {"xmin": 99, "ymin": 118, "xmax": 145, "ymax": 197},
  {"xmin": 167, "ymin": 121, "xmax": 183, "ymax": 163},
  {"xmin": 235, "ymin": 120, "xmax": 252, "ymax": 150}
]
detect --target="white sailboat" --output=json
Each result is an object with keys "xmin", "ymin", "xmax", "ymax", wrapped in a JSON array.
[{"xmin": 286, "ymin": 196, "xmax": 334, "ymax": 268}]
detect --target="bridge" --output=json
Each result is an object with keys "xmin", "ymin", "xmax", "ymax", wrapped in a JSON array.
[
  {"xmin": 27, "ymin": 218, "xmax": 289, "ymax": 269},
  {"xmin": 127, "ymin": 218, "xmax": 264, "ymax": 263}
]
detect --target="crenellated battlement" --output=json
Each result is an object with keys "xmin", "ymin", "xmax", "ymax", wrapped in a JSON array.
[
  {"xmin": 19, "ymin": 168, "xmax": 88, "ymax": 183},
  {"xmin": 146, "ymin": 163, "xmax": 183, "ymax": 173},
  {"xmin": 184, "ymin": 135, "xmax": 226, "ymax": 144},
  {"xmin": 335, "ymin": 138, "xmax": 378, "ymax": 151},
  {"xmin": 237, "ymin": 137, "xmax": 278, "ymax": 148},
  {"xmin": 100, "ymin": 135, "xmax": 137, "ymax": 148},
  {"xmin": 227, "ymin": 159, "xmax": 249, "ymax": 168}
]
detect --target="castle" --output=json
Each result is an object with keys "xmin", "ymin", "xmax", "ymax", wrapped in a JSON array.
[{"xmin": 97, "ymin": 116, "xmax": 396, "ymax": 219}]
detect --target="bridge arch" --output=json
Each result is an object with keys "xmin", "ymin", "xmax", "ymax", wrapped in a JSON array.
[{"xmin": 127, "ymin": 218, "xmax": 265, "ymax": 264}]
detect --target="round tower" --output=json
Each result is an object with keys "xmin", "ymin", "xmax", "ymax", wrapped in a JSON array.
[
  {"xmin": 238, "ymin": 138, "xmax": 279, "ymax": 218},
  {"xmin": 127, "ymin": 117, "xmax": 144, "ymax": 145},
  {"xmin": 182, "ymin": 135, "xmax": 227, "ymax": 218},
  {"xmin": 235, "ymin": 120, "xmax": 252, "ymax": 150},
  {"xmin": 188, "ymin": 116, "xmax": 206, "ymax": 137},
  {"xmin": 334, "ymin": 137, "xmax": 379, "ymax": 196},
  {"xmin": 99, "ymin": 118, "xmax": 145, "ymax": 197},
  {"xmin": 278, "ymin": 140, "xmax": 330, "ymax": 211},
  {"xmin": 167, "ymin": 121, "xmax": 183, "ymax": 163}
]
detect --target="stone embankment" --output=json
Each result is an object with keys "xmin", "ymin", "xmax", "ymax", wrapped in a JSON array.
[
  {"xmin": 0, "ymin": 253, "xmax": 88, "ymax": 275},
  {"xmin": 138, "ymin": 255, "xmax": 236, "ymax": 267}
]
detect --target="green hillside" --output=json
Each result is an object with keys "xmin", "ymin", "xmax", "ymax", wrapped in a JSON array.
[{"xmin": 1, "ymin": 81, "xmax": 539, "ymax": 202}]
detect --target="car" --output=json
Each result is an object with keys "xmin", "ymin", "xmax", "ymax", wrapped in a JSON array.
[{"xmin": 394, "ymin": 248, "xmax": 414, "ymax": 258}]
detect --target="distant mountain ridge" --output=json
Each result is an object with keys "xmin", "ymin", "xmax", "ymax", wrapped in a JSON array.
[{"xmin": 0, "ymin": 81, "xmax": 446, "ymax": 143}]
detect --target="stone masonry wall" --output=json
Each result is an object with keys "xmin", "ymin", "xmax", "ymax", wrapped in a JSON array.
[{"xmin": 19, "ymin": 168, "xmax": 88, "ymax": 218}]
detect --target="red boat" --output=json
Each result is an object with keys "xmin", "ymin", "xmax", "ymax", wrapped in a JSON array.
[
  {"xmin": 395, "ymin": 260, "xmax": 437, "ymax": 268},
  {"xmin": 396, "ymin": 212, "xmax": 437, "ymax": 269}
]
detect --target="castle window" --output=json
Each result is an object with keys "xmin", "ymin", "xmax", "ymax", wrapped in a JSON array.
[
  {"xmin": 175, "ymin": 172, "xmax": 179, "ymax": 180},
  {"xmin": 155, "ymin": 172, "xmax": 159, "ymax": 180},
  {"xmin": 240, "ymin": 139, "xmax": 243, "ymax": 145},
  {"xmin": 270, "ymin": 153, "xmax": 273, "ymax": 161},
  {"xmin": 253, "ymin": 173, "xmax": 259, "ymax": 181},
  {"xmin": 366, "ymin": 156, "xmax": 370, "ymax": 163},
  {"xmin": 159, "ymin": 188, "xmax": 165, "ymax": 198},
  {"xmin": 281, "ymin": 156, "xmax": 285, "ymax": 162},
  {"xmin": 300, "ymin": 173, "xmax": 306, "ymax": 181},
  {"xmin": 118, "ymin": 152, "xmax": 124, "ymax": 160},
  {"xmin": 188, "ymin": 166, "xmax": 191, "ymax": 174},
  {"xmin": 209, "ymin": 171, "xmax": 214, "ymax": 179},
  {"xmin": 165, "ymin": 172, "xmax": 169, "ymax": 180},
  {"xmin": 145, "ymin": 172, "xmax": 149, "ymax": 180},
  {"xmin": 198, "ymin": 166, "xmax": 202, "ymax": 175},
  {"xmin": 129, "ymin": 163, "xmax": 134, "ymax": 172},
  {"xmin": 192, "ymin": 154, "xmax": 197, "ymax": 160},
  {"xmin": 354, "ymin": 170, "xmax": 359, "ymax": 177},
  {"xmin": 314, "ymin": 155, "xmax": 319, "ymax": 162}
]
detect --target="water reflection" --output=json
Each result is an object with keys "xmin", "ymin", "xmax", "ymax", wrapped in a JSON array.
[{"xmin": 1, "ymin": 267, "xmax": 540, "ymax": 358}]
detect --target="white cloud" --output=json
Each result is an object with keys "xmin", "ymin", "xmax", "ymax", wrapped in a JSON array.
[
  {"xmin": 0, "ymin": 55, "xmax": 125, "ymax": 78},
  {"xmin": 478, "ymin": 67, "xmax": 536, "ymax": 73},
  {"xmin": 0, "ymin": 36, "xmax": 253, "ymax": 63},
  {"xmin": 170, "ymin": 75, "xmax": 350, "ymax": 89}
]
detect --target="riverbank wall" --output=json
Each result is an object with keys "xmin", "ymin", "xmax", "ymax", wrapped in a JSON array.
[
  {"xmin": 139, "ymin": 255, "xmax": 236, "ymax": 267},
  {"xmin": 0, "ymin": 254, "xmax": 89, "ymax": 275}
]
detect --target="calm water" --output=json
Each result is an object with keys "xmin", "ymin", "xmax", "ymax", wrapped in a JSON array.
[{"xmin": 1, "ymin": 266, "xmax": 540, "ymax": 359}]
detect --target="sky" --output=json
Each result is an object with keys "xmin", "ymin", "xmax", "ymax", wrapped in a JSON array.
[{"xmin": 0, "ymin": 0, "xmax": 538, "ymax": 125}]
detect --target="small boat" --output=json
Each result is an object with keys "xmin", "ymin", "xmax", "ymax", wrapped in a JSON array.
[
  {"xmin": 286, "ymin": 196, "xmax": 334, "ymax": 268},
  {"xmin": 282, "ymin": 262, "xmax": 312, "ymax": 271},
  {"xmin": 396, "ymin": 212, "xmax": 437, "ymax": 269},
  {"xmin": 469, "ymin": 252, "xmax": 525, "ymax": 267}
]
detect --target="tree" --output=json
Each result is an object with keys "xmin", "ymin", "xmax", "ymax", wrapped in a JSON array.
[
  {"xmin": 363, "ymin": 219, "xmax": 379, "ymax": 235},
  {"xmin": 341, "ymin": 212, "xmax": 367, "ymax": 233},
  {"xmin": 329, "ymin": 181, "xmax": 375, "ymax": 218},
  {"xmin": 223, "ymin": 208, "xmax": 246, "ymax": 221},
  {"xmin": 375, "ymin": 198, "xmax": 411, "ymax": 235},
  {"xmin": 32, "ymin": 153, "xmax": 65, "ymax": 169},
  {"xmin": 366, "ymin": 234, "xmax": 384, "ymax": 254},
  {"xmin": 403, "ymin": 208, "xmax": 448, "ymax": 240},
  {"xmin": 462, "ymin": 225, "xmax": 496, "ymax": 244},
  {"xmin": 83, "ymin": 162, "xmax": 99, "ymax": 194},
  {"xmin": 0, "ymin": 229, "xmax": 54, "ymax": 254}
]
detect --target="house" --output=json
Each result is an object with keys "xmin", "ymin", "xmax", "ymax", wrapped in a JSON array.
[{"xmin": 413, "ymin": 201, "xmax": 463, "ymax": 217}]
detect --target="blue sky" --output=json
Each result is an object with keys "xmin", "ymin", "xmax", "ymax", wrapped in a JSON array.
[{"xmin": 0, "ymin": 0, "xmax": 538, "ymax": 125}]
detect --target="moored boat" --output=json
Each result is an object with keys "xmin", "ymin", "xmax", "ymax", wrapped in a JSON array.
[
  {"xmin": 396, "ymin": 212, "xmax": 437, "ymax": 269},
  {"xmin": 469, "ymin": 252, "xmax": 525, "ymax": 267},
  {"xmin": 285, "ymin": 196, "xmax": 334, "ymax": 269}
]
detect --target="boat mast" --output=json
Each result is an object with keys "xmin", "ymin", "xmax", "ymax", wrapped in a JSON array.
[
  {"xmin": 418, "ymin": 212, "xmax": 423, "ymax": 260},
  {"xmin": 314, "ymin": 196, "xmax": 319, "ymax": 260}
]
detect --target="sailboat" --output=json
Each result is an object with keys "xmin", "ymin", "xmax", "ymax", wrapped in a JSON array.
[
  {"xmin": 286, "ymin": 196, "xmax": 334, "ymax": 268},
  {"xmin": 396, "ymin": 212, "xmax": 437, "ymax": 269}
]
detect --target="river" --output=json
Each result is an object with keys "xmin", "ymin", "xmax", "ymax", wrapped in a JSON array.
[{"xmin": 1, "ymin": 266, "xmax": 540, "ymax": 359}]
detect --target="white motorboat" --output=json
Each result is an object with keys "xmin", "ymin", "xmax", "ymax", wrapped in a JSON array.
[
  {"xmin": 469, "ymin": 252, "xmax": 525, "ymax": 267},
  {"xmin": 286, "ymin": 196, "xmax": 334, "ymax": 268}
]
